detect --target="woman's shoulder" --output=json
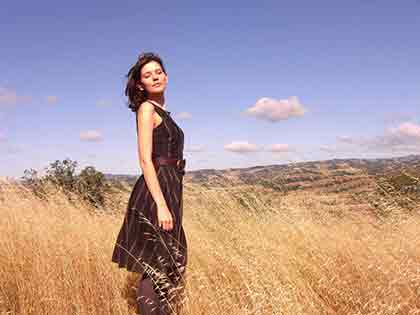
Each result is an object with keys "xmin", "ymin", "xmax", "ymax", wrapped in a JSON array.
[
  {"xmin": 139, "ymin": 100, "xmax": 156, "ymax": 110},
  {"xmin": 137, "ymin": 101, "xmax": 158, "ymax": 115}
]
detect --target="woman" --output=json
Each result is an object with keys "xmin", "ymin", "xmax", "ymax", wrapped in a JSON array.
[{"xmin": 112, "ymin": 52, "xmax": 188, "ymax": 315}]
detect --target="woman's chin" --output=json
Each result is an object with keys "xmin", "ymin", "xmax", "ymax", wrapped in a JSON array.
[{"xmin": 150, "ymin": 87, "xmax": 166, "ymax": 94}]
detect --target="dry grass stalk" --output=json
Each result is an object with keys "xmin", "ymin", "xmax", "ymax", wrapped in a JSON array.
[{"xmin": 0, "ymin": 179, "xmax": 419, "ymax": 314}]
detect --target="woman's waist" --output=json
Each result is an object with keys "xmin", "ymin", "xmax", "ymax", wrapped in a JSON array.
[{"xmin": 152, "ymin": 156, "xmax": 186, "ymax": 174}]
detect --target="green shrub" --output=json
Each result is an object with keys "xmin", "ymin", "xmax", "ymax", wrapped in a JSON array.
[
  {"xmin": 75, "ymin": 166, "xmax": 108, "ymax": 207},
  {"xmin": 21, "ymin": 158, "xmax": 111, "ymax": 208}
]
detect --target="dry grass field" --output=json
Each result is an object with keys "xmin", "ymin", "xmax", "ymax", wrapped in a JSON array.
[{"xmin": 0, "ymin": 179, "xmax": 419, "ymax": 315}]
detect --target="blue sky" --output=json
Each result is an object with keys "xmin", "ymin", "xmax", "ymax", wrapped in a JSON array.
[{"xmin": 1, "ymin": 1, "xmax": 419, "ymax": 178}]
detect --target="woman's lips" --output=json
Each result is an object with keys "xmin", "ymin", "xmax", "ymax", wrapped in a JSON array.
[{"xmin": 153, "ymin": 83, "xmax": 161, "ymax": 87}]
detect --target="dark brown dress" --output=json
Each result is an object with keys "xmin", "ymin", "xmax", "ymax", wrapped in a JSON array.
[{"xmin": 111, "ymin": 102, "xmax": 188, "ymax": 311}]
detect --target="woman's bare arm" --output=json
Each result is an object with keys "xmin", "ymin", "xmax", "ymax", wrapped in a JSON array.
[{"xmin": 137, "ymin": 101, "xmax": 167, "ymax": 208}]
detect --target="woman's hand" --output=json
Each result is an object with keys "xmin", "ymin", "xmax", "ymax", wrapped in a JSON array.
[{"xmin": 157, "ymin": 204, "xmax": 174, "ymax": 231}]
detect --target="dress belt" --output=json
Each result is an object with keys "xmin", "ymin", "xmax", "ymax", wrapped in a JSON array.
[{"xmin": 152, "ymin": 156, "xmax": 186, "ymax": 175}]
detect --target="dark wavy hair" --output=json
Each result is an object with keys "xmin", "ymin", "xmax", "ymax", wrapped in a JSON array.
[{"xmin": 125, "ymin": 52, "xmax": 167, "ymax": 113}]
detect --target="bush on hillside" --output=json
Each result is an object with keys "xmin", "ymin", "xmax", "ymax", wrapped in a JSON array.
[
  {"xmin": 75, "ymin": 166, "xmax": 108, "ymax": 207},
  {"xmin": 44, "ymin": 158, "xmax": 78, "ymax": 192},
  {"xmin": 21, "ymin": 158, "xmax": 111, "ymax": 208}
]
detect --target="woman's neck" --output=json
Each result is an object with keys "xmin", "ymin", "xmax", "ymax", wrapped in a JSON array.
[{"xmin": 147, "ymin": 95, "xmax": 166, "ymax": 109}]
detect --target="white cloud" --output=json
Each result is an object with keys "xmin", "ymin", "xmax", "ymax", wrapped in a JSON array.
[
  {"xmin": 0, "ymin": 87, "xmax": 32, "ymax": 107},
  {"xmin": 80, "ymin": 130, "xmax": 103, "ymax": 142},
  {"xmin": 176, "ymin": 111, "xmax": 192, "ymax": 120},
  {"xmin": 243, "ymin": 96, "xmax": 306, "ymax": 122},
  {"xmin": 224, "ymin": 141, "xmax": 260, "ymax": 153},
  {"xmin": 267, "ymin": 143, "xmax": 290, "ymax": 152},
  {"xmin": 383, "ymin": 112, "xmax": 414, "ymax": 124},
  {"xmin": 335, "ymin": 122, "xmax": 420, "ymax": 154},
  {"xmin": 366, "ymin": 122, "xmax": 420, "ymax": 151},
  {"xmin": 337, "ymin": 135, "xmax": 360, "ymax": 145},
  {"xmin": 185, "ymin": 145, "xmax": 205, "ymax": 152},
  {"xmin": 46, "ymin": 95, "xmax": 57, "ymax": 104},
  {"xmin": 389, "ymin": 122, "xmax": 420, "ymax": 139},
  {"xmin": 320, "ymin": 145, "xmax": 337, "ymax": 153}
]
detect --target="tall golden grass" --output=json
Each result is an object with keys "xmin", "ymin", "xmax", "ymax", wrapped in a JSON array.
[{"xmin": 0, "ymin": 180, "xmax": 419, "ymax": 314}]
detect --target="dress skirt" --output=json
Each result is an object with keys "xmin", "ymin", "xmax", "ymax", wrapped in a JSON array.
[{"xmin": 111, "ymin": 163, "xmax": 188, "ymax": 308}]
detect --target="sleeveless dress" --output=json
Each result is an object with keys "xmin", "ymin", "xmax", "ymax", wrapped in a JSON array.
[{"xmin": 111, "ymin": 102, "xmax": 188, "ymax": 309}]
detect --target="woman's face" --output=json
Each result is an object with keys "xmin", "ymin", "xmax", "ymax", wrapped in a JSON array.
[{"xmin": 139, "ymin": 61, "xmax": 168, "ymax": 95}]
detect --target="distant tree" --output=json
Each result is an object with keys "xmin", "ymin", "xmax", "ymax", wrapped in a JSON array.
[
  {"xmin": 22, "ymin": 158, "xmax": 111, "ymax": 209},
  {"xmin": 44, "ymin": 158, "xmax": 78, "ymax": 192},
  {"xmin": 75, "ymin": 166, "xmax": 110, "ymax": 207}
]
